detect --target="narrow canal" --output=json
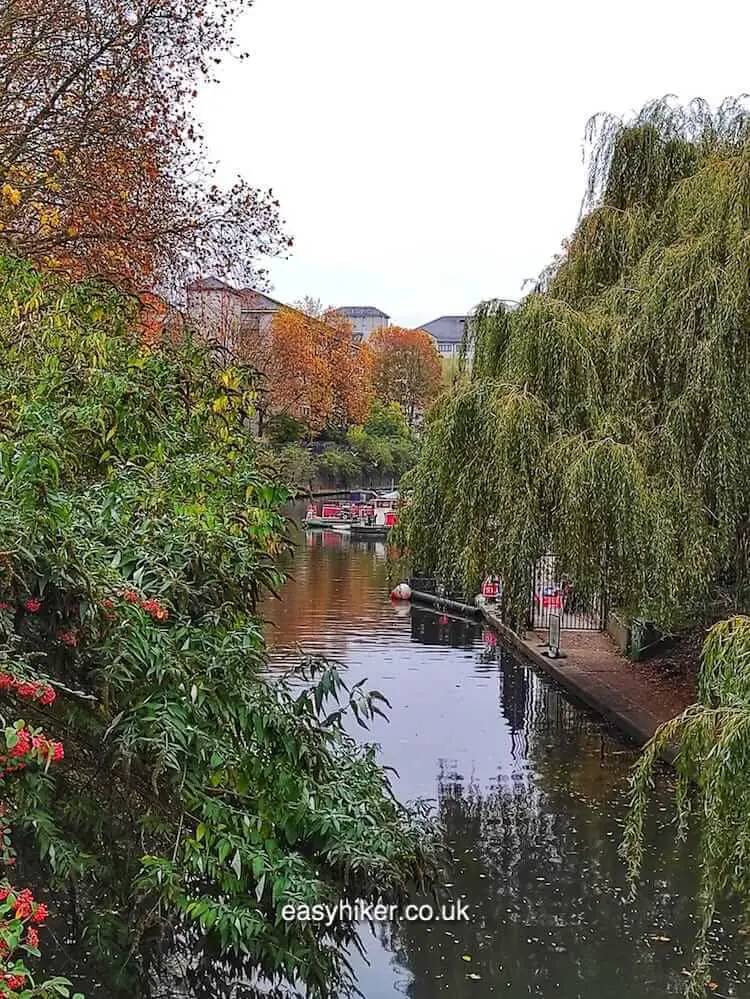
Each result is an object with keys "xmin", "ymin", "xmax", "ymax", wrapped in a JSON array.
[{"xmin": 262, "ymin": 523, "xmax": 750, "ymax": 998}]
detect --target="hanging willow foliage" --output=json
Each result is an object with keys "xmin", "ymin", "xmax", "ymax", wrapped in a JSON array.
[
  {"xmin": 399, "ymin": 96, "xmax": 750, "ymax": 628},
  {"xmin": 622, "ymin": 617, "xmax": 750, "ymax": 996}
]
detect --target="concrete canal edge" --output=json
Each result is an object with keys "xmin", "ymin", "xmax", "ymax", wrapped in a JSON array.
[{"xmin": 480, "ymin": 606, "xmax": 680, "ymax": 762}]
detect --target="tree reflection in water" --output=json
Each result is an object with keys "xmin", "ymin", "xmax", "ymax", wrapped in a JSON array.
[{"xmin": 372, "ymin": 642, "xmax": 750, "ymax": 999}]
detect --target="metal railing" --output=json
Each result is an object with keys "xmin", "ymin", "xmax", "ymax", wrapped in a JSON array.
[{"xmin": 528, "ymin": 555, "xmax": 606, "ymax": 631}]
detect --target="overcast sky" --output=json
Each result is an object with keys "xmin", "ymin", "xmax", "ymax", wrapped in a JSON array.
[{"xmin": 196, "ymin": 0, "xmax": 749, "ymax": 327}]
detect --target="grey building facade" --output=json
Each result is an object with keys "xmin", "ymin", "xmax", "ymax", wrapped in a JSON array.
[
  {"xmin": 418, "ymin": 315, "xmax": 468, "ymax": 358},
  {"xmin": 332, "ymin": 306, "xmax": 390, "ymax": 342}
]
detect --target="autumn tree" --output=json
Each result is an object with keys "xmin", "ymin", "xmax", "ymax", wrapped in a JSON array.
[
  {"xmin": 368, "ymin": 326, "xmax": 442, "ymax": 425},
  {"xmin": 240, "ymin": 304, "xmax": 370, "ymax": 433},
  {"xmin": 294, "ymin": 295, "xmax": 324, "ymax": 318},
  {"xmin": 0, "ymin": 0, "xmax": 290, "ymax": 292},
  {"xmin": 263, "ymin": 307, "xmax": 331, "ymax": 430},
  {"xmin": 321, "ymin": 308, "xmax": 372, "ymax": 426}
]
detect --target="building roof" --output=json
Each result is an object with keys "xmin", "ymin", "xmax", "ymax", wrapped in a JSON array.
[
  {"xmin": 419, "ymin": 315, "xmax": 467, "ymax": 344},
  {"xmin": 333, "ymin": 306, "xmax": 390, "ymax": 320},
  {"xmin": 240, "ymin": 289, "xmax": 284, "ymax": 312},
  {"xmin": 185, "ymin": 276, "xmax": 236, "ymax": 292}
]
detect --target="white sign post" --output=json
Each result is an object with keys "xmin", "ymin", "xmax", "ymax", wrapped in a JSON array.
[{"xmin": 547, "ymin": 612, "xmax": 561, "ymax": 659}]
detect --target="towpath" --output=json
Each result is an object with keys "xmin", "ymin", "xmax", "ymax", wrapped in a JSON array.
[{"xmin": 482, "ymin": 607, "xmax": 694, "ymax": 748}]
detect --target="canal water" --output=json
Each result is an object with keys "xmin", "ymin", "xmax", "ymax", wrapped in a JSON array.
[{"xmin": 262, "ymin": 525, "xmax": 750, "ymax": 998}]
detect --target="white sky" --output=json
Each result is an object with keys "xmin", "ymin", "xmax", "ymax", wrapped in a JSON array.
[{"xmin": 196, "ymin": 0, "xmax": 750, "ymax": 328}]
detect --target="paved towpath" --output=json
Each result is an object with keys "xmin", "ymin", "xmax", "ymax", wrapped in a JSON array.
[{"xmin": 482, "ymin": 607, "xmax": 693, "ymax": 750}]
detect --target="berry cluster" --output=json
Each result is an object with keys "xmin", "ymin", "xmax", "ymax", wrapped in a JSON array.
[
  {"xmin": 0, "ymin": 888, "xmax": 48, "ymax": 925},
  {"xmin": 0, "ymin": 592, "xmax": 72, "ymax": 992},
  {"xmin": 0, "ymin": 725, "xmax": 64, "ymax": 783},
  {"xmin": 119, "ymin": 590, "xmax": 169, "ymax": 621},
  {"xmin": 0, "ymin": 675, "xmax": 55, "ymax": 707},
  {"xmin": 0, "ymin": 736, "xmax": 63, "ymax": 991}
]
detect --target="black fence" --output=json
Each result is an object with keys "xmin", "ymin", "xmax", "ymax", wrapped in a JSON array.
[{"xmin": 528, "ymin": 555, "xmax": 606, "ymax": 632}]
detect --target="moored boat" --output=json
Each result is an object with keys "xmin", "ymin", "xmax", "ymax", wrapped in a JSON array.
[
  {"xmin": 303, "ymin": 492, "xmax": 400, "ymax": 534},
  {"xmin": 349, "ymin": 491, "xmax": 399, "ymax": 538},
  {"xmin": 302, "ymin": 502, "xmax": 355, "ymax": 529},
  {"xmin": 349, "ymin": 523, "xmax": 390, "ymax": 539}
]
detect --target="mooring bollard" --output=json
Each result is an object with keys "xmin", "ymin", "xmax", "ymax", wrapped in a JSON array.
[{"xmin": 544, "ymin": 611, "xmax": 567, "ymax": 660}]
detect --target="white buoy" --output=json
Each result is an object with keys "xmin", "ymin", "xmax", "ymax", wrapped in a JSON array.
[{"xmin": 391, "ymin": 582, "xmax": 412, "ymax": 601}]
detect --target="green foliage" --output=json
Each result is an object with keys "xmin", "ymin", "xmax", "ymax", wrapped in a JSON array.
[
  {"xmin": 265, "ymin": 414, "xmax": 307, "ymax": 446},
  {"xmin": 0, "ymin": 256, "xmax": 436, "ymax": 997},
  {"xmin": 315, "ymin": 447, "xmax": 362, "ymax": 487},
  {"xmin": 276, "ymin": 443, "xmax": 316, "ymax": 488},
  {"xmin": 364, "ymin": 401, "xmax": 411, "ymax": 440},
  {"xmin": 622, "ymin": 617, "xmax": 750, "ymax": 995},
  {"xmin": 273, "ymin": 402, "xmax": 418, "ymax": 490},
  {"xmin": 400, "ymin": 97, "xmax": 750, "ymax": 628}
]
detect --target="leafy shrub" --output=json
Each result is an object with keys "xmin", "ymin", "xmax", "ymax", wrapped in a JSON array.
[
  {"xmin": 276, "ymin": 443, "xmax": 316, "ymax": 487},
  {"xmin": 315, "ymin": 447, "xmax": 362, "ymax": 487},
  {"xmin": 0, "ymin": 256, "xmax": 436, "ymax": 997},
  {"xmin": 364, "ymin": 400, "xmax": 411, "ymax": 440},
  {"xmin": 265, "ymin": 413, "xmax": 307, "ymax": 445}
]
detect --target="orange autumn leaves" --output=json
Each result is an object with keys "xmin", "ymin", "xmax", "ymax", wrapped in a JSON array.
[
  {"xmin": 0, "ymin": 0, "xmax": 287, "ymax": 292},
  {"xmin": 247, "ymin": 307, "xmax": 372, "ymax": 430},
  {"xmin": 368, "ymin": 326, "xmax": 442, "ymax": 425},
  {"xmin": 243, "ymin": 315, "xmax": 444, "ymax": 431}
]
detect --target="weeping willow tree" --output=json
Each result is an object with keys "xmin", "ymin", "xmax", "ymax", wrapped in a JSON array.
[
  {"xmin": 400, "ymin": 96, "xmax": 750, "ymax": 992},
  {"xmin": 399, "ymin": 96, "xmax": 750, "ymax": 627},
  {"xmin": 623, "ymin": 616, "xmax": 750, "ymax": 995}
]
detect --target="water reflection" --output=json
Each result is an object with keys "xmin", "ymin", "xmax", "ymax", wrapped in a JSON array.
[{"xmin": 263, "ymin": 523, "xmax": 750, "ymax": 999}]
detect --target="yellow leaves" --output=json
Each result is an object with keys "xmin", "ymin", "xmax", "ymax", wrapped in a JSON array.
[
  {"xmin": 38, "ymin": 207, "xmax": 61, "ymax": 229},
  {"xmin": 7, "ymin": 165, "xmax": 33, "ymax": 184},
  {"xmin": 212, "ymin": 395, "xmax": 229, "ymax": 414},
  {"xmin": 1, "ymin": 184, "xmax": 21, "ymax": 206},
  {"xmin": 66, "ymin": 225, "xmax": 78, "ymax": 237},
  {"xmin": 52, "ymin": 149, "xmax": 66, "ymax": 164}
]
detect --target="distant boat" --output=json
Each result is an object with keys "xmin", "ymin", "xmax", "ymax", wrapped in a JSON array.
[
  {"xmin": 303, "ymin": 492, "xmax": 399, "ymax": 534},
  {"xmin": 302, "ymin": 502, "xmax": 354, "ymax": 529},
  {"xmin": 349, "ymin": 523, "xmax": 390, "ymax": 539}
]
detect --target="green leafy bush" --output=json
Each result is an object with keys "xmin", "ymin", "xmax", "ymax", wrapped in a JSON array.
[
  {"xmin": 315, "ymin": 447, "xmax": 362, "ymax": 487},
  {"xmin": 0, "ymin": 256, "xmax": 436, "ymax": 997},
  {"xmin": 364, "ymin": 401, "xmax": 411, "ymax": 440},
  {"xmin": 276, "ymin": 443, "xmax": 316, "ymax": 487},
  {"xmin": 265, "ymin": 413, "xmax": 307, "ymax": 446}
]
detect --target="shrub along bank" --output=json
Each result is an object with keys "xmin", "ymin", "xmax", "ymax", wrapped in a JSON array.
[
  {"xmin": 0, "ymin": 256, "xmax": 436, "ymax": 997},
  {"xmin": 269, "ymin": 401, "xmax": 417, "ymax": 491}
]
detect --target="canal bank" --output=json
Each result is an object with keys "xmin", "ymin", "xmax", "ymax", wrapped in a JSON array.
[{"xmin": 481, "ymin": 605, "xmax": 693, "ymax": 752}]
